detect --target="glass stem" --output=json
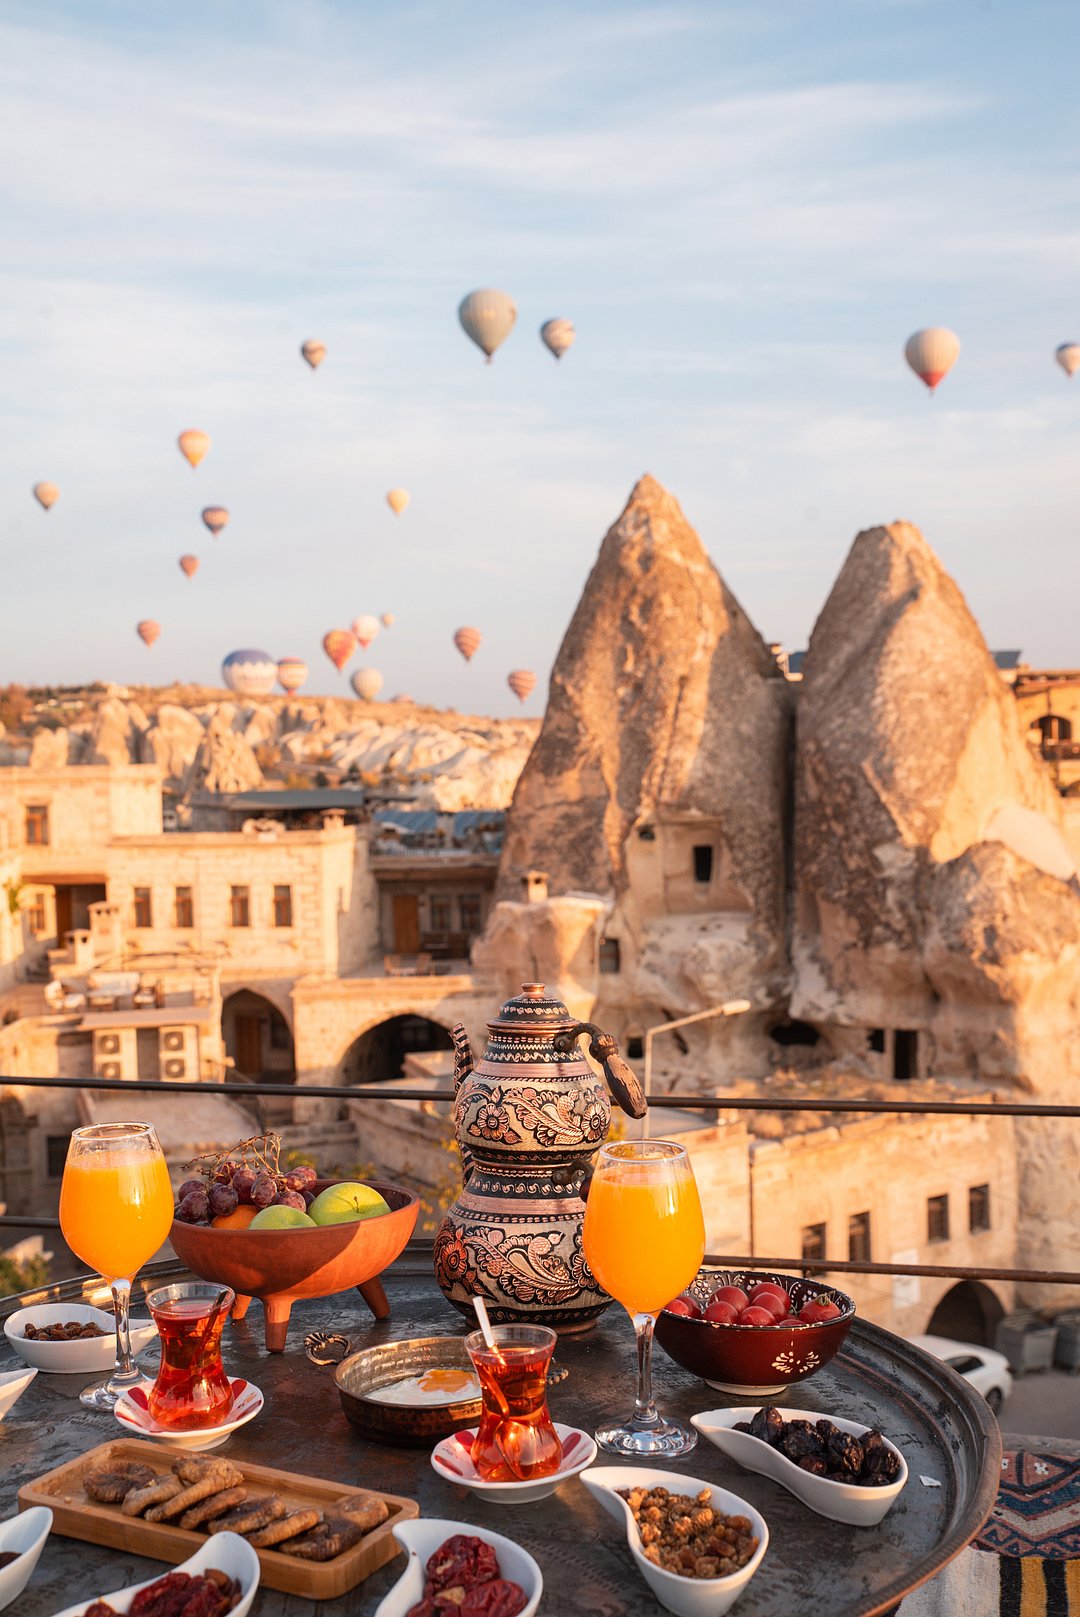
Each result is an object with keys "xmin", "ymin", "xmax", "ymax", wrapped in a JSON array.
[
  {"xmin": 632, "ymin": 1311, "xmax": 660, "ymax": 1427},
  {"xmin": 110, "ymin": 1278, "xmax": 138, "ymax": 1385}
]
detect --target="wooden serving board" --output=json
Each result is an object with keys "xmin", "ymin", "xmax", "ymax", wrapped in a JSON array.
[{"xmin": 17, "ymin": 1436, "xmax": 419, "ymax": 1600}]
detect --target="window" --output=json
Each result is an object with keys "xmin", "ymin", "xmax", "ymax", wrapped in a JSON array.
[
  {"xmin": 626, "ymin": 1035, "xmax": 644, "ymax": 1060},
  {"xmin": 27, "ymin": 891, "xmax": 48, "ymax": 936},
  {"xmin": 946, "ymin": 1355, "xmax": 983, "ymax": 1375},
  {"xmin": 893, "ymin": 1029, "xmax": 918, "ymax": 1081},
  {"xmin": 848, "ymin": 1211, "xmax": 871, "ymax": 1264},
  {"xmin": 599, "ymin": 938, "xmax": 621, "ymax": 974},
  {"xmin": 46, "ymin": 1134, "xmax": 69, "ymax": 1179},
  {"xmin": 637, "ymin": 825, "xmax": 656, "ymax": 842},
  {"xmin": 25, "ymin": 804, "xmax": 49, "ymax": 846},
  {"xmin": 458, "ymin": 895, "xmax": 482, "ymax": 935},
  {"xmin": 969, "ymin": 1184, "xmax": 991, "ymax": 1234},
  {"xmin": 802, "ymin": 1222, "xmax": 828, "ymax": 1263},
  {"xmin": 174, "ymin": 886, "xmax": 194, "ymax": 929},
  {"xmin": 273, "ymin": 885, "xmax": 293, "ymax": 928},
  {"xmin": 429, "ymin": 897, "xmax": 451, "ymax": 934},
  {"xmin": 132, "ymin": 887, "xmax": 152, "ymax": 928},
  {"xmin": 692, "ymin": 845, "xmax": 714, "ymax": 884},
  {"xmin": 229, "ymin": 886, "xmax": 250, "ymax": 927},
  {"xmin": 927, "ymin": 1193, "xmax": 950, "ymax": 1243},
  {"xmin": 868, "ymin": 1028, "xmax": 886, "ymax": 1054}
]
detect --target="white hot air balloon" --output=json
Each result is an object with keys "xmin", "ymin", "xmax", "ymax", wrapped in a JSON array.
[
  {"xmin": 33, "ymin": 481, "xmax": 59, "ymax": 511},
  {"xmin": 540, "ymin": 318, "xmax": 575, "ymax": 361},
  {"xmin": 178, "ymin": 430, "xmax": 211, "ymax": 468},
  {"xmin": 904, "ymin": 329, "xmax": 960, "ymax": 392},
  {"xmin": 1055, "ymin": 343, "xmax": 1080, "ymax": 378},
  {"xmin": 386, "ymin": 488, "xmax": 409, "ymax": 515},
  {"xmin": 352, "ymin": 667, "xmax": 384, "ymax": 702},
  {"xmin": 352, "ymin": 614, "xmax": 380, "ymax": 649},
  {"xmin": 222, "ymin": 649, "xmax": 277, "ymax": 698},
  {"xmin": 301, "ymin": 339, "xmax": 326, "ymax": 369},
  {"xmin": 458, "ymin": 289, "xmax": 517, "ymax": 363},
  {"xmin": 381, "ymin": 612, "xmax": 395, "ymax": 627}
]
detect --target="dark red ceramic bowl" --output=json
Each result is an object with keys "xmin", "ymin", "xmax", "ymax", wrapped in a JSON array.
[{"xmin": 654, "ymin": 1269, "xmax": 855, "ymax": 1396}]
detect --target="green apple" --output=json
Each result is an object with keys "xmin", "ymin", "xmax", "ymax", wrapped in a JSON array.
[
  {"xmin": 307, "ymin": 1182, "xmax": 390, "ymax": 1226},
  {"xmin": 248, "ymin": 1205, "xmax": 316, "ymax": 1230}
]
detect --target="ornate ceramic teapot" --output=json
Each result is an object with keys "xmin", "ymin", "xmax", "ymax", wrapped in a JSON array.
[{"xmin": 433, "ymin": 983, "xmax": 647, "ymax": 1332}]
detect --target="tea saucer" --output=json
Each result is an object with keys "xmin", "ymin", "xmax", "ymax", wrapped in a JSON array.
[
  {"xmin": 431, "ymin": 1422, "xmax": 597, "ymax": 1504},
  {"xmin": 113, "ymin": 1379, "xmax": 264, "ymax": 1450}
]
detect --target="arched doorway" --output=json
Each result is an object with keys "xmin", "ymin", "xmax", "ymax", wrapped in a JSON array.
[
  {"xmin": 926, "ymin": 1280, "xmax": 1005, "ymax": 1348},
  {"xmin": 341, "ymin": 1015, "xmax": 452, "ymax": 1084},
  {"xmin": 222, "ymin": 991, "xmax": 296, "ymax": 1085}
]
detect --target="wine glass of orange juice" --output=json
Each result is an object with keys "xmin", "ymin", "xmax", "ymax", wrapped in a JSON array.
[
  {"xmin": 583, "ymin": 1139, "xmax": 705, "ymax": 1456},
  {"xmin": 59, "ymin": 1122, "xmax": 174, "ymax": 1410}
]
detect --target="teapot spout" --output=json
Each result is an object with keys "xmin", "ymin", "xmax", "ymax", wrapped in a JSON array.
[{"xmin": 553, "ymin": 1021, "xmax": 647, "ymax": 1120}]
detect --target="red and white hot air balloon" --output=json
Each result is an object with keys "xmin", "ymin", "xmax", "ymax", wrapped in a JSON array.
[
  {"xmin": 301, "ymin": 339, "xmax": 326, "ymax": 369},
  {"xmin": 137, "ymin": 620, "xmax": 160, "ymax": 647},
  {"xmin": 1054, "ymin": 343, "xmax": 1080, "ymax": 378},
  {"xmin": 33, "ymin": 481, "xmax": 59, "ymax": 511},
  {"xmin": 277, "ymin": 656, "xmax": 309, "ymax": 694},
  {"xmin": 386, "ymin": 488, "xmax": 409, "ymax": 515},
  {"xmin": 351, "ymin": 667, "xmax": 384, "ymax": 702},
  {"xmin": 507, "ymin": 669, "xmax": 536, "ymax": 703},
  {"xmin": 904, "ymin": 329, "xmax": 960, "ymax": 392},
  {"xmin": 179, "ymin": 555, "xmax": 199, "ymax": 578},
  {"xmin": 178, "ymin": 430, "xmax": 210, "ymax": 468},
  {"xmin": 201, "ymin": 505, "xmax": 229, "ymax": 537},
  {"xmin": 454, "ymin": 626, "xmax": 482, "ymax": 662},
  {"xmin": 352, "ymin": 614, "xmax": 380, "ymax": 649},
  {"xmin": 322, "ymin": 629, "xmax": 357, "ymax": 672}
]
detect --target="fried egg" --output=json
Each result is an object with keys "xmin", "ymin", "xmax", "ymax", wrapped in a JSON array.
[{"xmin": 366, "ymin": 1366, "xmax": 481, "ymax": 1406}]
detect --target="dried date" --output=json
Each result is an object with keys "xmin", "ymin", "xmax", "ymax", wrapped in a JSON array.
[{"xmin": 740, "ymin": 1407, "xmax": 902, "ymax": 1488}]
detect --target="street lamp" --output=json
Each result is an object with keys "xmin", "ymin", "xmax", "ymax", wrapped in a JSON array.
[{"xmin": 643, "ymin": 999, "xmax": 753, "ymax": 1102}]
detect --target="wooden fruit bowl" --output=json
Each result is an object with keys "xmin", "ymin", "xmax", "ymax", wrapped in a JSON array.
[{"xmin": 168, "ymin": 1179, "xmax": 419, "ymax": 1352}]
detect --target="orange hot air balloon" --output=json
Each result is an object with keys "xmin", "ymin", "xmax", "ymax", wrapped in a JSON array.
[
  {"xmin": 903, "ymin": 329, "xmax": 960, "ymax": 392},
  {"xmin": 179, "ymin": 555, "xmax": 199, "ymax": 578},
  {"xmin": 301, "ymin": 339, "xmax": 326, "ymax": 369},
  {"xmin": 201, "ymin": 505, "xmax": 229, "ymax": 536},
  {"xmin": 322, "ymin": 628, "xmax": 357, "ymax": 671},
  {"xmin": 33, "ymin": 481, "xmax": 59, "ymax": 511},
  {"xmin": 352, "ymin": 614, "xmax": 380, "ymax": 649},
  {"xmin": 381, "ymin": 612, "xmax": 395, "ymax": 627},
  {"xmin": 178, "ymin": 429, "xmax": 211, "ymax": 468},
  {"xmin": 454, "ymin": 626, "xmax": 482, "ymax": 662},
  {"xmin": 386, "ymin": 488, "xmax": 409, "ymax": 515},
  {"xmin": 507, "ymin": 669, "xmax": 536, "ymax": 703},
  {"xmin": 137, "ymin": 620, "xmax": 161, "ymax": 647},
  {"xmin": 277, "ymin": 656, "xmax": 309, "ymax": 694}
]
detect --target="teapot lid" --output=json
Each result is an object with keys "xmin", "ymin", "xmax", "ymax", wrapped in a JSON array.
[{"xmin": 489, "ymin": 982, "xmax": 575, "ymax": 1033}]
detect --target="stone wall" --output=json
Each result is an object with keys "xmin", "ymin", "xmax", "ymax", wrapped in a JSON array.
[{"xmin": 0, "ymin": 766, "xmax": 163, "ymax": 879}]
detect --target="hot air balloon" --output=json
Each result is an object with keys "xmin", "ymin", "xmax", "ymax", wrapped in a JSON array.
[
  {"xmin": 277, "ymin": 656, "xmax": 309, "ymax": 694},
  {"xmin": 381, "ymin": 612, "xmax": 395, "ymax": 628},
  {"xmin": 222, "ymin": 649, "xmax": 277, "ymax": 698},
  {"xmin": 1055, "ymin": 343, "xmax": 1080, "ymax": 378},
  {"xmin": 454, "ymin": 626, "xmax": 482, "ymax": 662},
  {"xmin": 351, "ymin": 667, "xmax": 384, "ymax": 702},
  {"xmin": 352, "ymin": 614, "xmax": 380, "ymax": 649},
  {"xmin": 178, "ymin": 430, "xmax": 211, "ymax": 468},
  {"xmin": 323, "ymin": 629, "xmax": 357, "ymax": 671},
  {"xmin": 32, "ymin": 482, "xmax": 59, "ymax": 511},
  {"xmin": 201, "ymin": 505, "xmax": 229, "ymax": 537},
  {"xmin": 540, "ymin": 318, "xmax": 575, "ymax": 361},
  {"xmin": 386, "ymin": 488, "xmax": 409, "ymax": 515},
  {"xmin": 179, "ymin": 555, "xmax": 199, "ymax": 578},
  {"xmin": 301, "ymin": 339, "xmax": 326, "ymax": 369},
  {"xmin": 507, "ymin": 669, "xmax": 536, "ymax": 703},
  {"xmin": 458, "ymin": 289, "xmax": 517, "ymax": 363},
  {"xmin": 137, "ymin": 620, "xmax": 160, "ymax": 648},
  {"xmin": 904, "ymin": 329, "xmax": 960, "ymax": 392}
]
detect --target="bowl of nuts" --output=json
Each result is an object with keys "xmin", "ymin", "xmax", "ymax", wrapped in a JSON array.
[
  {"xmin": 4, "ymin": 1303, "xmax": 158, "ymax": 1375},
  {"xmin": 580, "ymin": 1467, "xmax": 768, "ymax": 1617}
]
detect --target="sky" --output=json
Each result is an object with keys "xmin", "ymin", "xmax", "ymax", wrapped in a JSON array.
[{"xmin": 1, "ymin": 0, "xmax": 1078, "ymax": 714}]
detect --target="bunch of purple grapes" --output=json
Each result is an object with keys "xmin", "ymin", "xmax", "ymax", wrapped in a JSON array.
[{"xmin": 175, "ymin": 1160, "xmax": 319, "ymax": 1226}]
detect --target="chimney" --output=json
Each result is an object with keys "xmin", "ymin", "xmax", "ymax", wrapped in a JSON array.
[{"xmin": 522, "ymin": 870, "xmax": 549, "ymax": 904}]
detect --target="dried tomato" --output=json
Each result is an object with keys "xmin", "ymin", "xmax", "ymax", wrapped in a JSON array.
[
  {"xmin": 405, "ymin": 1601, "xmax": 442, "ymax": 1617},
  {"xmin": 84, "ymin": 1605, "xmax": 117, "ymax": 1617},
  {"xmin": 460, "ymin": 1578, "xmax": 527, "ymax": 1617},
  {"xmin": 426, "ymin": 1535, "xmax": 499, "ymax": 1594}
]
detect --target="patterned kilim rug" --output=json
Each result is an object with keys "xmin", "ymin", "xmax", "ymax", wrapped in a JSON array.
[{"xmin": 899, "ymin": 1447, "xmax": 1080, "ymax": 1617}]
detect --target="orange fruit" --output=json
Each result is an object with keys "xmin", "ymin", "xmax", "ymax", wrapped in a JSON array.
[{"xmin": 211, "ymin": 1203, "xmax": 258, "ymax": 1231}]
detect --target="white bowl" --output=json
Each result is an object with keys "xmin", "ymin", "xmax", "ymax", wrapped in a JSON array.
[
  {"xmin": 580, "ymin": 1465, "xmax": 768, "ymax": 1617},
  {"xmin": 691, "ymin": 1406, "xmax": 908, "ymax": 1527},
  {"xmin": 49, "ymin": 1530, "xmax": 260, "ymax": 1617},
  {"xmin": 373, "ymin": 1517, "xmax": 542, "ymax": 1617},
  {"xmin": 0, "ymin": 1368, "xmax": 37, "ymax": 1421},
  {"xmin": 0, "ymin": 1506, "xmax": 52, "ymax": 1611},
  {"xmin": 4, "ymin": 1304, "xmax": 158, "ymax": 1374},
  {"xmin": 430, "ymin": 1422, "xmax": 597, "ymax": 1504},
  {"xmin": 113, "ymin": 1378, "xmax": 263, "ymax": 1450}
]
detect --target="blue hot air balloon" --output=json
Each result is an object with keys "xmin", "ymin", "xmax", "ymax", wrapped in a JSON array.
[{"xmin": 222, "ymin": 649, "xmax": 277, "ymax": 698}]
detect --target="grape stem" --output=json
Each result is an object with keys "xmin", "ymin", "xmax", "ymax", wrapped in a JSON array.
[{"xmin": 183, "ymin": 1132, "xmax": 283, "ymax": 1182}]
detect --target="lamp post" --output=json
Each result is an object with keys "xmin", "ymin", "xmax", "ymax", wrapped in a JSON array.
[{"xmin": 643, "ymin": 998, "xmax": 753, "ymax": 1103}]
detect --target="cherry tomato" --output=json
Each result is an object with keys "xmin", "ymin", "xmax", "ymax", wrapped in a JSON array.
[
  {"xmin": 710, "ymin": 1285, "xmax": 748, "ymax": 1313},
  {"xmin": 739, "ymin": 1305, "xmax": 780, "ymax": 1327},
  {"xmin": 749, "ymin": 1287, "xmax": 789, "ymax": 1319},
  {"xmin": 664, "ymin": 1295, "xmax": 702, "ymax": 1319},
  {"xmin": 799, "ymin": 1297, "xmax": 842, "ymax": 1324},
  {"xmin": 703, "ymin": 1298, "xmax": 740, "ymax": 1325},
  {"xmin": 749, "ymin": 1282, "xmax": 788, "ymax": 1308}
]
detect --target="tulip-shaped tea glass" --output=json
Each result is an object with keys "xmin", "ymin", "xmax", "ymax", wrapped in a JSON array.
[
  {"xmin": 58, "ymin": 1121, "xmax": 174, "ymax": 1410},
  {"xmin": 464, "ymin": 1323, "xmax": 564, "ymax": 1481},
  {"xmin": 583, "ymin": 1139, "xmax": 706, "ymax": 1455},
  {"xmin": 145, "ymin": 1282, "xmax": 236, "ymax": 1429}
]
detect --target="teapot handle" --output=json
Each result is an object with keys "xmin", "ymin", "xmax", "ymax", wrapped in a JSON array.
[{"xmin": 553, "ymin": 1022, "xmax": 648, "ymax": 1120}]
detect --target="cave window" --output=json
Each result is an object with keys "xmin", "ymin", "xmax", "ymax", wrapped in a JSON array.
[
  {"xmin": 599, "ymin": 938, "xmax": 621, "ymax": 974},
  {"xmin": 893, "ymin": 1029, "xmax": 918, "ymax": 1081},
  {"xmin": 637, "ymin": 825, "xmax": 656, "ymax": 842},
  {"xmin": 692, "ymin": 845, "xmax": 714, "ymax": 884},
  {"xmin": 802, "ymin": 1222, "xmax": 827, "ymax": 1263},
  {"xmin": 769, "ymin": 1020, "xmax": 821, "ymax": 1048},
  {"xmin": 969, "ymin": 1184, "xmax": 991, "ymax": 1234},
  {"xmin": 848, "ymin": 1211, "xmax": 872, "ymax": 1264},
  {"xmin": 46, "ymin": 1135, "xmax": 69, "ymax": 1179},
  {"xmin": 927, "ymin": 1193, "xmax": 950, "ymax": 1244},
  {"xmin": 868, "ymin": 1028, "xmax": 886, "ymax": 1054},
  {"xmin": 626, "ymin": 1035, "xmax": 644, "ymax": 1060},
  {"xmin": 1033, "ymin": 713, "xmax": 1072, "ymax": 745}
]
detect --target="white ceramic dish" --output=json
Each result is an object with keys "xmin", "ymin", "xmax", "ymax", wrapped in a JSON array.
[
  {"xmin": 372, "ymin": 1517, "xmax": 542, "ymax": 1617},
  {"xmin": 0, "ymin": 1367, "xmax": 38, "ymax": 1421},
  {"xmin": 430, "ymin": 1422, "xmax": 597, "ymax": 1504},
  {"xmin": 0, "ymin": 1506, "xmax": 52, "ymax": 1612},
  {"xmin": 49, "ymin": 1529, "xmax": 260, "ymax": 1617},
  {"xmin": 691, "ymin": 1406, "xmax": 908, "ymax": 1527},
  {"xmin": 113, "ymin": 1378, "xmax": 263, "ymax": 1450},
  {"xmin": 580, "ymin": 1465, "xmax": 768, "ymax": 1617},
  {"xmin": 4, "ymin": 1304, "xmax": 158, "ymax": 1375}
]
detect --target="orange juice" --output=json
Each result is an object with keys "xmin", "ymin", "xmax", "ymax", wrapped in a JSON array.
[
  {"xmin": 59, "ymin": 1149, "xmax": 174, "ymax": 1281},
  {"xmin": 584, "ymin": 1168, "xmax": 705, "ymax": 1315}
]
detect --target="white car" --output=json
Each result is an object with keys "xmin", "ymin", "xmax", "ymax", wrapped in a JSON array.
[{"xmin": 909, "ymin": 1334, "xmax": 1013, "ymax": 1413}]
